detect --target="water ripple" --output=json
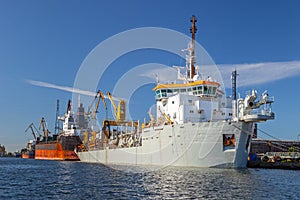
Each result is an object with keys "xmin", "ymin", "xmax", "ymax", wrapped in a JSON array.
[{"xmin": 0, "ymin": 158, "xmax": 299, "ymax": 199}]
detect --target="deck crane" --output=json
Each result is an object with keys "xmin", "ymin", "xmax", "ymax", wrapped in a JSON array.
[
  {"xmin": 40, "ymin": 117, "xmax": 50, "ymax": 141},
  {"xmin": 158, "ymin": 107, "xmax": 173, "ymax": 125},
  {"xmin": 107, "ymin": 92, "xmax": 126, "ymax": 121},
  {"xmin": 94, "ymin": 90, "xmax": 107, "ymax": 119},
  {"xmin": 86, "ymin": 90, "xmax": 107, "ymax": 119},
  {"xmin": 25, "ymin": 123, "xmax": 41, "ymax": 141}
]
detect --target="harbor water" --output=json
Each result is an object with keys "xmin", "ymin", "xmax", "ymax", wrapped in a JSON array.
[{"xmin": 0, "ymin": 157, "xmax": 299, "ymax": 199}]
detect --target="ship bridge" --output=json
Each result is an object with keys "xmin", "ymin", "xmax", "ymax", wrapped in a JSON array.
[{"xmin": 153, "ymin": 80, "xmax": 222, "ymax": 100}]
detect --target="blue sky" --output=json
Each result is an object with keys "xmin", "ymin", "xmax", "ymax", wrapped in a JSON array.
[{"xmin": 1, "ymin": 1, "xmax": 300, "ymax": 152}]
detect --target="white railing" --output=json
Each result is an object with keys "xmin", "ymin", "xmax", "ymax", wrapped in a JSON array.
[{"xmin": 243, "ymin": 109, "xmax": 273, "ymax": 116}]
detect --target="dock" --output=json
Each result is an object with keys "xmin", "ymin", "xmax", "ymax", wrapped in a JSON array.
[{"xmin": 247, "ymin": 152, "xmax": 300, "ymax": 170}]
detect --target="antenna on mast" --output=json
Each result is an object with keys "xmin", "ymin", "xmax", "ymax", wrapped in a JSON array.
[
  {"xmin": 231, "ymin": 69, "xmax": 239, "ymax": 120},
  {"xmin": 190, "ymin": 15, "xmax": 197, "ymax": 80},
  {"xmin": 54, "ymin": 99, "xmax": 61, "ymax": 135}
]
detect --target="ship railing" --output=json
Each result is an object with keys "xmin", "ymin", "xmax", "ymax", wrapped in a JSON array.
[
  {"xmin": 243, "ymin": 109, "xmax": 274, "ymax": 116},
  {"xmin": 266, "ymin": 96, "xmax": 275, "ymax": 103}
]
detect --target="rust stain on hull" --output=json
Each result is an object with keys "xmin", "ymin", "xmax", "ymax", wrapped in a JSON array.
[{"xmin": 35, "ymin": 136, "xmax": 81, "ymax": 161}]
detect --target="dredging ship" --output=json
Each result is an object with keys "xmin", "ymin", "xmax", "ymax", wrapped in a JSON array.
[
  {"xmin": 76, "ymin": 16, "xmax": 275, "ymax": 168},
  {"xmin": 34, "ymin": 100, "xmax": 82, "ymax": 161}
]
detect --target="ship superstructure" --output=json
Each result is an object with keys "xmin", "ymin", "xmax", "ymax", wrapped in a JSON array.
[
  {"xmin": 76, "ymin": 16, "xmax": 275, "ymax": 168},
  {"xmin": 34, "ymin": 100, "xmax": 82, "ymax": 161}
]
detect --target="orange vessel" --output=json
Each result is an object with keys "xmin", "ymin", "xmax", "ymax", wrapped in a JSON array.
[
  {"xmin": 35, "ymin": 135, "xmax": 81, "ymax": 161},
  {"xmin": 35, "ymin": 100, "xmax": 82, "ymax": 161},
  {"xmin": 21, "ymin": 140, "xmax": 35, "ymax": 159},
  {"xmin": 21, "ymin": 149, "xmax": 35, "ymax": 159}
]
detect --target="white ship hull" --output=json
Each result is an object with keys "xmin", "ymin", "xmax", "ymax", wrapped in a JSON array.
[
  {"xmin": 77, "ymin": 121, "xmax": 253, "ymax": 168},
  {"xmin": 75, "ymin": 17, "xmax": 275, "ymax": 169}
]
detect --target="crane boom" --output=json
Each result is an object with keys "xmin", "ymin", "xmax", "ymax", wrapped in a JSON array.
[
  {"xmin": 93, "ymin": 93, "xmax": 101, "ymax": 119},
  {"xmin": 25, "ymin": 123, "xmax": 40, "ymax": 140},
  {"xmin": 107, "ymin": 92, "xmax": 126, "ymax": 121},
  {"xmin": 86, "ymin": 93, "xmax": 98, "ymax": 116},
  {"xmin": 86, "ymin": 90, "xmax": 107, "ymax": 119},
  {"xmin": 158, "ymin": 107, "xmax": 173, "ymax": 125},
  {"xmin": 107, "ymin": 92, "xmax": 117, "ymax": 119},
  {"xmin": 93, "ymin": 90, "xmax": 107, "ymax": 119},
  {"xmin": 99, "ymin": 91, "xmax": 107, "ymax": 108},
  {"xmin": 40, "ymin": 117, "xmax": 50, "ymax": 139}
]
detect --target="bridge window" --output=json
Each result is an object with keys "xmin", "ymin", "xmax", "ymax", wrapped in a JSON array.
[
  {"xmin": 208, "ymin": 86, "xmax": 212, "ymax": 94},
  {"xmin": 204, "ymin": 86, "xmax": 208, "ymax": 94},
  {"xmin": 212, "ymin": 87, "xmax": 216, "ymax": 95},
  {"xmin": 197, "ymin": 86, "xmax": 203, "ymax": 95},
  {"xmin": 193, "ymin": 85, "xmax": 217, "ymax": 96},
  {"xmin": 161, "ymin": 89, "xmax": 167, "ymax": 97},
  {"xmin": 156, "ymin": 90, "xmax": 161, "ymax": 98}
]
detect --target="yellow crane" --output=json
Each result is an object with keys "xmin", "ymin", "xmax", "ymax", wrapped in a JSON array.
[
  {"xmin": 158, "ymin": 107, "xmax": 173, "ymax": 125},
  {"xmin": 107, "ymin": 92, "xmax": 126, "ymax": 121},
  {"xmin": 84, "ymin": 90, "xmax": 108, "ymax": 148},
  {"xmin": 86, "ymin": 90, "xmax": 107, "ymax": 119}
]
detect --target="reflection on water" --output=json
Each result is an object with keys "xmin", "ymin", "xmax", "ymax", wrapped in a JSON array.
[
  {"xmin": 139, "ymin": 168, "xmax": 252, "ymax": 199},
  {"xmin": 0, "ymin": 158, "xmax": 299, "ymax": 199}
]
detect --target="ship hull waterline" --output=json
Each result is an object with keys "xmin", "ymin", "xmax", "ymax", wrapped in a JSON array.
[
  {"xmin": 77, "ymin": 121, "xmax": 253, "ymax": 168},
  {"xmin": 35, "ymin": 136, "xmax": 81, "ymax": 161},
  {"xmin": 21, "ymin": 151, "xmax": 35, "ymax": 159}
]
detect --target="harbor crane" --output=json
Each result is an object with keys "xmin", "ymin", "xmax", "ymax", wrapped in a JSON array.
[
  {"xmin": 107, "ymin": 92, "xmax": 126, "ymax": 121},
  {"xmin": 25, "ymin": 122, "xmax": 41, "ymax": 141},
  {"xmin": 86, "ymin": 90, "xmax": 107, "ymax": 119},
  {"xmin": 40, "ymin": 117, "xmax": 50, "ymax": 141}
]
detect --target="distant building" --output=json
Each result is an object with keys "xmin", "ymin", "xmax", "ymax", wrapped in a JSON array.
[{"xmin": 76, "ymin": 103, "xmax": 87, "ymax": 129}]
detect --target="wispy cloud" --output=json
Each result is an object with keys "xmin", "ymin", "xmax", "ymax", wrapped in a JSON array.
[
  {"xmin": 140, "ymin": 61, "xmax": 300, "ymax": 88},
  {"xmin": 26, "ymin": 80, "xmax": 121, "ymax": 101},
  {"xmin": 27, "ymin": 80, "xmax": 96, "ymax": 96},
  {"xmin": 219, "ymin": 61, "xmax": 300, "ymax": 88},
  {"xmin": 139, "ymin": 66, "xmax": 178, "ymax": 83},
  {"xmin": 27, "ymin": 61, "xmax": 300, "ymax": 99}
]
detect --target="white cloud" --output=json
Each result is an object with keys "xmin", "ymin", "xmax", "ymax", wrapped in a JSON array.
[
  {"xmin": 27, "ymin": 80, "xmax": 96, "ymax": 96},
  {"xmin": 140, "ymin": 61, "xmax": 300, "ymax": 88},
  {"xmin": 219, "ymin": 61, "xmax": 300, "ymax": 88},
  {"xmin": 26, "ymin": 80, "xmax": 121, "ymax": 101},
  {"xmin": 27, "ymin": 61, "xmax": 300, "ymax": 100},
  {"xmin": 139, "ymin": 66, "xmax": 178, "ymax": 83}
]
